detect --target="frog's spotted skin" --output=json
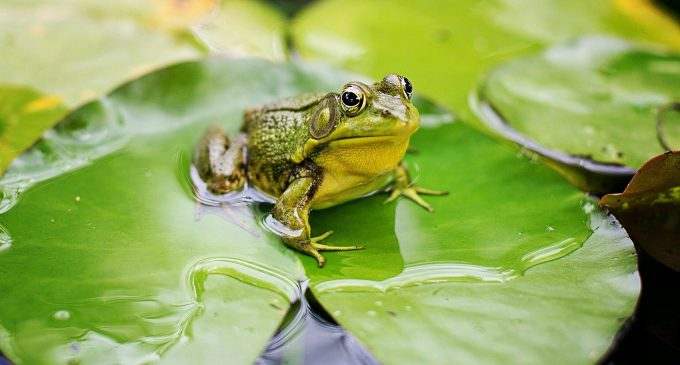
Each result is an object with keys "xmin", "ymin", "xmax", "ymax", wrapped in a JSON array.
[{"xmin": 193, "ymin": 74, "xmax": 447, "ymax": 266}]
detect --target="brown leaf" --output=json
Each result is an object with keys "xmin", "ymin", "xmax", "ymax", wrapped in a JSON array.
[{"xmin": 601, "ymin": 151, "xmax": 680, "ymax": 270}]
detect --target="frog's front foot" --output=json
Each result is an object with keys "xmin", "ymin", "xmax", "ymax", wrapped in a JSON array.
[
  {"xmin": 385, "ymin": 185, "xmax": 448, "ymax": 212},
  {"xmin": 386, "ymin": 163, "xmax": 448, "ymax": 212}
]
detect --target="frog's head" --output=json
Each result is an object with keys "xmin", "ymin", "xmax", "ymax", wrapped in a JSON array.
[{"xmin": 300, "ymin": 74, "xmax": 419, "ymax": 159}]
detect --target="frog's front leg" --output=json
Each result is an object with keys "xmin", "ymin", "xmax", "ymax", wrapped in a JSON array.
[
  {"xmin": 385, "ymin": 162, "xmax": 448, "ymax": 212},
  {"xmin": 272, "ymin": 164, "xmax": 363, "ymax": 267}
]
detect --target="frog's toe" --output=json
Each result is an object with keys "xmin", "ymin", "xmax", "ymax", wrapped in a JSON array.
[
  {"xmin": 310, "ymin": 230, "xmax": 334, "ymax": 242},
  {"xmin": 414, "ymin": 187, "xmax": 448, "ymax": 196},
  {"xmin": 311, "ymin": 231, "xmax": 364, "ymax": 251},
  {"xmin": 402, "ymin": 188, "xmax": 434, "ymax": 212},
  {"xmin": 384, "ymin": 189, "xmax": 401, "ymax": 204},
  {"xmin": 307, "ymin": 242, "xmax": 362, "ymax": 267},
  {"xmin": 311, "ymin": 249, "xmax": 326, "ymax": 267},
  {"xmin": 312, "ymin": 242, "xmax": 364, "ymax": 251}
]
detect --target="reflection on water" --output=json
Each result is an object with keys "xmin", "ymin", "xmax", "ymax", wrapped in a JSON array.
[
  {"xmin": 256, "ymin": 282, "xmax": 378, "ymax": 365},
  {"xmin": 185, "ymin": 156, "xmax": 277, "ymax": 237},
  {"xmin": 188, "ymin": 257, "xmax": 301, "ymax": 303}
]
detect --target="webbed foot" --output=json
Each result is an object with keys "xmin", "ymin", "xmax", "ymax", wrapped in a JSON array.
[
  {"xmin": 305, "ymin": 231, "xmax": 364, "ymax": 267},
  {"xmin": 385, "ymin": 186, "xmax": 448, "ymax": 212},
  {"xmin": 386, "ymin": 162, "xmax": 448, "ymax": 212}
]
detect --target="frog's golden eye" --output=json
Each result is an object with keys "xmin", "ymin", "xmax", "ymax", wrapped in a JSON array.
[
  {"xmin": 340, "ymin": 85, "xmax": 366, "ymax": 116},
  {"xmin": 401, "ymin": 76, "xmax": 413, "ymax": 100}
]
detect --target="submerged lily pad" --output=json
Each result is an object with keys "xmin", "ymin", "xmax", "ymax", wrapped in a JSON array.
[
  {"xmin": 0, "ymin": 59, "xmax": 638, "ymax": 364},
  {"xmin": 477, "ymin": 37, "xmax": 679, "ymax": 192}
]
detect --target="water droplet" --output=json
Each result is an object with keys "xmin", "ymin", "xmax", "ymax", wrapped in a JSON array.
[
  {"xmin": 333, "ymin": 310, "xmax": 342, "ymax": 317},
  {"xmin": 367, "ymin": 310, "xmax": 376, "ymax": 317},
  {"xmin": 404, "ymin": 305, "xmax": 412, "ymax": 311},
  {"xmin": 54, "ymin": 310, "xmax": 71, "ymax": 321},
  {"xmin": 75, "ymin": 196, "xmax": 81, "ymax": 202},
  {"xmin": 583, "ymin": 201, "xmax": 595, "ymax": 214},
  {"xmin": 374, "ymin": 300, "xmax": 383, "ymax": 306},
  {"xmin": 546, "ymin": 225, "xmax": 555, "ymax": 232}
]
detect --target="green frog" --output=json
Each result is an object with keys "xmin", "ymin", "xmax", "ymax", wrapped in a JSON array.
[{"xmin": 194, "ymin": 74, "xmax": 446, "ymax": 266}]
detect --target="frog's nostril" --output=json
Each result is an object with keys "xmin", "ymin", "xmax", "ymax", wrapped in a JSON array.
[{"xmin": 381, "ymin": 109, "xmax": 392, "ymax": 117}]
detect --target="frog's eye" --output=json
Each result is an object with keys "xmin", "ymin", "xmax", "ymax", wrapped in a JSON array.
[
  {"xmin": 340, "ymin": 85, "xmax": 366, "ymax": 115},
  {"xmin": 401, "ymin": 76, "xmax": 413, "ymax": 100}
]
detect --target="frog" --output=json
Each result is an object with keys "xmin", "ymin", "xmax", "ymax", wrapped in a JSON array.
[{"xmin": 193, "ymin": 74, "xmax": 446, "ymax": 267}]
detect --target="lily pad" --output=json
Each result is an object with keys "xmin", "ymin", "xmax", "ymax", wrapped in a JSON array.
[
  {"xmin": 291, "ymin": 0, "xmax": 679, "ymax": 126},
  {"xmin": 477, "ymin": 37, "xmax": 679, "ymax": 192},
  {"xmin": 0, "ymin": 0, "xmax": 287, "ymax": 176},
  {"xmin": 304, "ymin": 122, "xmax": 639, "ymax": 364},
  {"xmin": 0, "ymin": 59, "xmax": 639, "ymax": 364},
  {"xmin": 191, "ymin": 0, "xmax": 287, "ymax": 60}
]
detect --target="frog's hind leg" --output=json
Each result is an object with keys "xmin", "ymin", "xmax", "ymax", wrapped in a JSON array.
[{"xmin": 193, "ymin": 125, "xmax": 247, "ymax": 194}]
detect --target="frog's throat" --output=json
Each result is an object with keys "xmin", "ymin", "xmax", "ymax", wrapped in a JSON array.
[{"xmin": 292, "ymin": 135, "xmax": 409, "ymax": 164}]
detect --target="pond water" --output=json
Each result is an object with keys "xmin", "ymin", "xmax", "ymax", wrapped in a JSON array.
[{"xmin": 256, "ymin": 282, "xmax": 377, "ymax": 365}]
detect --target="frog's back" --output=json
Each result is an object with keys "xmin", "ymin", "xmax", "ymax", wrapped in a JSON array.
[
  {"xmin": 243, "ymin": 93, "xmax": 326, "ymax": 195},
  {"xmin": 249, "ymin": 92, "xmax": 327, "ymax": 113}
]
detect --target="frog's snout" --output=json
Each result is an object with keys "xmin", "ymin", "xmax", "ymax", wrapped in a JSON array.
[
  {"xmin": 384, "ymin": 106, "xmax": 414, "ymax": 124},
  {"xmin": 381, "ymin": 107, "xmax": 411, "ymax": 124}
]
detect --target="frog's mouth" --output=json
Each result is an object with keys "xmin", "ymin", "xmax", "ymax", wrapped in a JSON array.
[{"xmin": 328, "ymin": 135, "xmax": 403, "ymax": 145}]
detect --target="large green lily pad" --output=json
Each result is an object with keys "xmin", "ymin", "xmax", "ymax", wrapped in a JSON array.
[
  {"xmin": 478, "ymin": 37, "xmax": 679, "ymax": 175},
  {"xmin": 308, "ymin": 208, "xmax": 638, "ymax": 364},
  {"xmin": 291, "ymin": 0, "xmax": 679, "ymax": 126},
  {"xmin": 0, "ymin": 59, "xmax": 639, "ymax": 364},
  {"xmin": 0, "ymin": 0, "xmax": 287, "ymax": 176},
  {"xmin": 303, "ymin": 121, "xmax": 639, "ymax": 364}
]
